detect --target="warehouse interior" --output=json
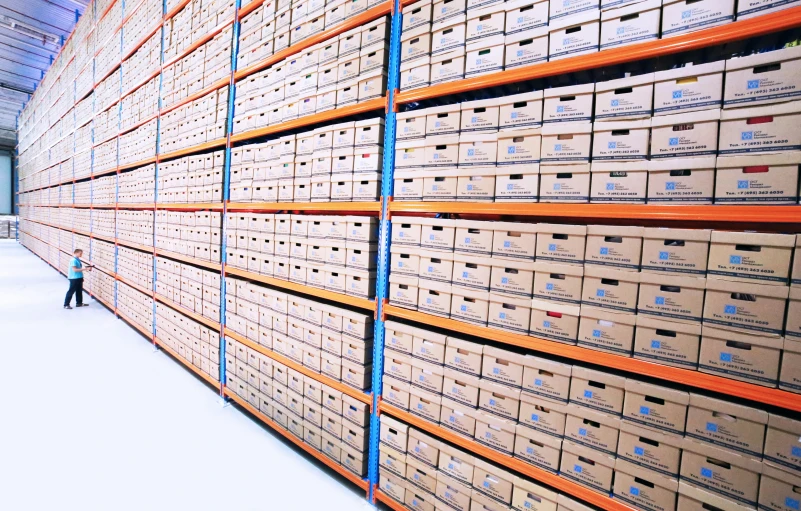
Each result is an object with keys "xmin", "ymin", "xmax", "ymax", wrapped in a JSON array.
[{"xmin": 8, "ymin": 0, "xmax": 801, "ymax": 509}]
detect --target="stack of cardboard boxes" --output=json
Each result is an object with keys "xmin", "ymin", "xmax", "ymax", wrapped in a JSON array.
[
  {"xmin": 224, "ymin": 212, "xmax": 378, "ymax": 299},
  {"xmin": 228, "ymin": 119, "xmax": 384, "ymax": 203},
  {"xmin": 155, "ymin": 256, "xmax": 222, "ymax": 322},
  {"xmin": 118, "ymin": 164, "xmax": 157, "ymax": 204},
  {"xmin": 119, "ymin": 119, "xmax": 158, "ymax": 165},
  {"xmin": 89, "ymin": 268, "xmax": 117, "ymax": 306},
  {"xmin": 74, "ymin": 150, "xmax": 92, "ymax": 180},
  {"xmin": 93, "ymin": 139, "xmax": 118, "ymax": 176},
  {"xmin": 118, "ymin": 246, "xmax": 154, "ymax": 292},
  {"xmin": 120, "ymin": 77, "xmax": 159, "ymax": 133},
  {"xmin": 398, "ymin": 0, "xmax": 800, "ymax": 90},
  {"xmin": 395, "ymin": 45, "xmax": 801, "ymax": 204},
  {"xmin": 162, "ymin": 0, "xmax": 237, "ymax": 64},
  {"xmin": 160, "ymin": 27, "xmax": 233, "ymax": 110},
  {"xmin": 75, "ymin": 119, "xmax": 92, "ymax": 154},
  {"xmin": 73, "ymin": 181, "xmax": 92, "ymax": 204},
  {"xmin": 121, "ymin": 0, "xmax": 163, "ymax": 57},
  {"xmin": 117, "ymin": 282, "xmax": 155, "ymax": 334},
  {"xmin": 232, "ymin": 16, "xmax": 390, "ymax": 134},
  {"xmin": 155, "ymin": 303, "xmax": 221, "ymax": 380},
  {"xmin": 159, "ymin": 88, "xmax": 229, "ymax": 153},
  {"xmin": 389, "ymin": 217, "xmax": 800, "ymax": 390},
  {"xmin": 225, "ymin": 334, "xmax": 372, "ymax": 476},
  {"xmin": 378, "ymin": 416, "xmax": 595, "ymax": 511},
  {"xmin": 380, "ymin": 325, "xmax": 801, "ymax": 511},
  {"xmin": 94, "ymin": 107, "xmax": 119, "ymax": 148},
  {"xmin": 91, "ymin": 175, "xmax": 116, "ymax": 205},
  {"xmin": 224, "ymin": 277, "xmax": 374, "ymax": 390},
  {"xmin": 156, "ymin": 151, "xmax": 225, "ymax": 204},
  {"xmin": 117, "ymin": 210, "xmax": 155, "ymax": 246},
  {"xmin": 120, "ymin": 31, "xmax": 161, "ymax": 94},
  {"xmin": 90, "ymin": 238, "xmax": 116, "ymax": 274},
  {"xmin": 154, "ymin": 210, "xmax": 223, "ymax": 262},
  {"xmin": 90, "ymin": 210, "xmax": 116, "ymax": 239}
]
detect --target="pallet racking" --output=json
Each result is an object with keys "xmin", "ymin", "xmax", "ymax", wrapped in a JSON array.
[{"xmin": 15, "ymin": 0, "xmax": 801, "ymax": 508}]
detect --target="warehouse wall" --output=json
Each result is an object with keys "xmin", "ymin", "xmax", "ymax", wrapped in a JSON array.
[{"xmin": 0, "ymin": 151, "xmax": 11, "ymax": 215}]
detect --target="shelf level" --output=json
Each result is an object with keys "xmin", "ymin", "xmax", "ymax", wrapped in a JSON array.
[
  {"xmin": 116, "ymin": 274, "xmax": 154, "ymax": 298},
  {"xmin": 117, "ymin": 309, "xmax": 156, "ymax": 340},
  {"xmin": 383, "ymin": 305, "xmax": 801, "ymax": 413},
  {"xmin": 375, "ymin": 490, "xmax": 406, "ymax": 511},
  {"xmin": 229, "ymin": 98, "xmax": 386, "ymax": 143},
  {"xmin": 225, "ymin": 266, "xmax": 376, "ymax": 311},
  {"xmin": 155, "ymin": 248, "xmax": 222, "ymax": 271},
  {"xmin": 224, "ymin": 328, "xmax": 372, "ymax": 406},
  {"xmin": 223, "ymin": 388, "xmax": 371, "ymax": 492},
  {"xmin": 379, "ymin": 402, "xmax": 635, "ymax": 511},
  {"xmin": 395, "ymin": 5, "xmax": 801, "ymax": 105},
  {"xmin": 155, "ymin": 293, "xmax": 221, "ymax": 330},
  {"xmin": 388, "ymin": 202, "xmax": 801, "ymax": 223}
]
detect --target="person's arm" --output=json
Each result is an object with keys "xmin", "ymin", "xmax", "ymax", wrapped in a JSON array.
[{"xmin": 71, "ymin": 264, "xmax": 85, "ymax": 274}]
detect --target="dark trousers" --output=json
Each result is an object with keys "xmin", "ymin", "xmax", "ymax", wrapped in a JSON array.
[{"xmin": 64, "ymin": 278, "xmax": 84, "ymax": 306}]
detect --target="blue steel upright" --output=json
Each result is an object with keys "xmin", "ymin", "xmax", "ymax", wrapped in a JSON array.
[
  {"xmin": 367, "ymin": 0, "xmax": 402, "ymax": 501},
  {"xmin": 218, "ymin": 0, "xmax": 244, "ymax": 391}
]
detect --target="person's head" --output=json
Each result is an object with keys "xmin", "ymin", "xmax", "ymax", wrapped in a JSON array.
[{"xmin": 74, "ymin": 249, "xmax": 83, "ymax": 257}]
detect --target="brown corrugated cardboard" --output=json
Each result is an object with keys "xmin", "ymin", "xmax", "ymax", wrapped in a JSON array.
[
  {"xmin": 409, "ymin": 385, "xmax": 442, "ymax": 423},
  {"xmin": 559, "ymin": 440, "xmax": 616, "ymax": 494},
  {"xmin": 793, "ymin": 235, "xmax": 801, "ymax": 287},
  {"xmin": 541, "ymin": 122, "xmax": 593, "ymax": 163},
  {"xmin": 533, "ymin": 261, "xmax": 584, "ymax": 305},
  {"xmin": 647, "ymin": 155, "xmax": 716, "ymax": 204},
  {"xmin": 492, "ymin": 221, "xmax": 538, "ymax": 261},
  {"xmin": 511, "ymin": 476, "xmax": 558, "ymax": 511},
  {"xmin": 482, "ymin": 346, "xmax": 525, "ymax": 388},
  {"xmin": 436, "ymin": 472, "xmax": 472, "ymax": 511},
  {"xmin": 518, "ymin": 392, "xmax": 569, "ymax": 437},
  {"xmin": 530, "ymin": 299, "xmax": 580, "ymax": 345},
  {"xmin": 634, "ymin": 315, "xmax": 702, "ymax": 370},
  {"xmin": 380, "ymin": 442, "xmax": 408, "ymax": 478},
  {"xmin": 513, "ymin": 423, "xmax": 563, "ymax": 473},
  {"xmin": 594, "ymin": 73, "xmax": 654, "ymax": 119},
  {"xmin": 584, "ymin": 225, "xmax": 644, "ymax": 271},
  {"xmin": 475, "ymin": 411, "xmax": 516, "ymax": 454},
  {"xmin": 539, "ymin": 164, "xmax": 591, "ymax": 203},
  {"xmin": 758, "ymin": 463, "xmax": 801, "ymax": 511},
  {"xmin": 522, "ymin": 355, "xmax": 572, "ymax": 404},
  {"xmin": 703, "ymin": 278, "xmax": 789, "ymax": 337},
  {"xmin": 443, "ymin": 367, "xmax": 481, "ymax": 407},
  {"xmin": 569, "ymin": 366, "xmax": 626, "ymax": 415},
  {"xmin": 700, "ymin": 325, "xmax": 783, "ymax": 387},
  {"xmin": 473, "ymin": 459, "xmax": 514, "ymax": 504},
  {"xmin": 380, "ymin": 469, "xmax": 407, "ymax": 503},
  {"xmin": 581, "ymin": 265, "xmax": 640, "ymax": 313},
  {"xmin": 653, "ymin": 61, "xmax": 724, "ymax": 115},
  {"xmin": 781, "ymin": 298, "xmax": 801, "ymax": 392},
  {"xmin": 445, "ymin": 336, "xmax": 484, "ymax": 376},
  {"xmin": 650, "ymin": 108, "xmax": 720, "ymax": 159},
  {"xmin": 708, "ymin": 231, "xmax": 795, "ymax": 285},
  {"xmin": 641, "ymin": 227, "xmax": 711, "ymax": 276},
  {"xmin": 406, "ymin": 454, "xmax": 438, "ymax": 494},
  {"xmin": 381, "ymin": 415, "xmax": 409, "ymax": 452},
  {"xmin": 764, "ymin": 413, "xmax": 801, "ymax": 474},
  {"xmin": 405, "ymin": 486, "xmax": 436, "ymax": 511},
  {"xmin": 613, "ymin": 458, "xmax": 679, "ymax": 511},
  {"xmin": 637, "ymin": 272, "xmax": 705, "ymax": 324},
  {"xmin": 677, "ymin": 481, "xmax": 754, "ymax": 511},
  {"xmin": 680, "ymin": 437, "xmax": 762, "ymax": 507},
  {"xmin": 617, "ymin": 420, "xmax": 683, "ymax": 477},
  {"xmin": 384, "ymin": 374, "xmax": 412, "ymax": 410},
  {"xmin": 441, "ymin": 398, "xmax": 478, "ymax": 437},
  {"xmin": 412, "ymin": 329, "xmax": 448, "ymax": 365},
  {"xmin": 622, "ymin": 379, "xmax": 689, "ymax": 437},
  {"xmin": 556, "ymin": 495, "xmax": 596, "ymax": 511},
  {"xmin": 592, "ymin": 119, "xmax": 651, "ymax": 161},
  {"xmin": 719, "ymin": 101, "xmax": 801, "ymax": 155},
  {"xmin": 565, "ymin": 403, "xmax": 621, "ymax": 455},
  {"xmin": 589, "ymin": 160, "xmax": 648, "ymax": 203},
  {"xmin": 543, "ymin": 83, "xmax": 594, "ymax": 123},
  {"xmin": 490, "ymin": 258, "xmax": 536, "ymax": 297},
  {"xmin": 662, "ymin": 0, "xmax": 734, "ymax": 38},
  {"xmin": 724, "ymin": 46, "xmax": 801, "ymax": 108},
  {"xmin": 577, "ymin": 305, "xmax": 637, "ymax": 355},
  {"xmin": 408, "ymin": 427, "xmax": 442, "ymax": 469},
  {"xmin": 715, "ymin": 152, "xmax": 801, "ymax": 205},
  {"xmin": 479, "ymin": 378, "xmax": 522, "ymax": 421},
  {"xmin": 548, "ymin": 10, "xmax": 600, "ymax": 61},
  {"xmin": 438, "ymin": 444, "xmax": 476, "ymax": 484},
  {"xmin": 537, "ymin": 224, "xmax": 587, "ymax": 266},
  {"xmin": 685, "ymin": 393, "xmax": 768, "ymax": 460}
]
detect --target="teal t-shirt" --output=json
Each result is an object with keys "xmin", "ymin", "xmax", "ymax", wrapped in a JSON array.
[{"xmin": 68, "ymin": 257, "xmax": 82, "ymax": 280}]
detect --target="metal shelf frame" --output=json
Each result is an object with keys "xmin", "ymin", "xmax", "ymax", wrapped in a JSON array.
[{"xmin": 17, "ymin": 1, "xmax": 801, "ymax": 510}]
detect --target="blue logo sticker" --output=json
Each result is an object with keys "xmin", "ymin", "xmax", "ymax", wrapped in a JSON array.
[
  {"xmin": 792, "ymin": 446, "xmax": 801, "ymax": 457},
  {"xmin": 682, "ymin": 9, "xmax": 692, "ymax": 18},
  {"xmin": 634, "ymin": 446, "xmax": 644, "ymax": 456},
  {"xmin": 535, "ymin": 379, "xmax": 542, "ymax": 386},
  {"xmin": 672, "ymin": 90, "xmax": 682, "ymax": 99},
  {"xmin": 701, "ymin": 467, "xmax": 713, "ymax": 478},
  {"xmin": 730, "ymin": 255, "xmax": 742, "ymax": 264},
  {"xmin": 593, "ymin": 329, "xmax": 601, "ymax": 337},
  {"xmin": 557, "ymin": 106, "xmax": 565, "ymax": 113},
  {"xmin": 502, "ymin": 277, "xmax": 509, "ymax": 284},
  {"xmin": 579, "ymin": 428, "xmax": 587, "ymax": 436},
  {"xmin": 596, "ymin": 289, "xmax": 606, "ymax": 297},
  {"xmin": 666, "ymin": 182, "xmax": 676, "ymax": 190},
  {"xmin": 724, "ymin": 305, "xmax": 736, "ymax": 314},
  {"xmin": 786, "ymin": 498, "xmax": 800, "ymax": 511},
  {"xmin": 655, "ymin": 296, "xmax": 665, "ymax": 305},
  {"xmin": 600, "ymin": 247, "xmax": 609, "ymax": 255},
  {"xmin": 741, "ymin": 131, "xmax": 753, "ymax": 140},
  {"xmin": 544, "ymin": 320, "xmax": 551, "ymax": 328},
  {"xmin": 608, "ymin": 141, "xmax": 617, "ymax": 149},
  {"xmin": 606, "ymin": 183, "xmax": 615, "ymax": 191},
  {"xmin": 611, "ymin": 100, "xmax": 619, "ymax": 107},
  {"xmin": 669, "ymin": 137, "xmax": 679, "ymax": 146},
  {"xmin": 508, "ymin": 146, "xmax": 516, "ymax": 154},
  {"xmin": 659, "ymin": 251, "xmax": 669, "ymax": 260},
  {"xmin": 651, "ymin": 340, "xmax": 661, "ymax": 348},
  {"xmin": 738, "ymin": 180, "xmax": 749, "ymax": 189},
  {"xmin": 531, "ymin": 413, "xmax": 539, "ymax": 422},
  {"xmin": 549, "ymin": 244, "xmax": 557, "ymax": 251},
  {"xmin": 720, "ymin": 352, "xmax": 732, "ymax": 362},
  {"xmin": 546, "ymin": 283, "xmax": 554, "ymax": 291},
  {"xmin": 574, "ymin": 465, "xmax": 583, "ymax": 473},
  {"xmin": 554, "ymin": 144, "xmax": 562, "ymax": 151},
  {"xmin": 630, "ymin": 487, "xmax": 640, "ymax": 497},
  {"xmin": 640, "ymin": 406, "xmax": 650, "ymax": 415},
  {"xmin": 747, "ymin": 79, "xmax": 760, "ymax": 90},
  {"xmin": 504, "ymin": 241, "xmax": 511, "ymax": 248},
  {"xmin": 584, "ymin": 390, "xmax": 593, "ymax": 398},
  {"xmin": 706, "ymin": 422, "xmax": 718, "ymax": 432}
]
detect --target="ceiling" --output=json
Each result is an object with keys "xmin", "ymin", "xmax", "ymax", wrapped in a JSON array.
[{"xmin": 0, "ymin": 0, "xmax": 89, "ymax": 150}]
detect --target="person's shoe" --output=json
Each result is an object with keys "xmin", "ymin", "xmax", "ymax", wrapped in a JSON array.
[
  {"xmin": 64, "ymin": 305, "xmax": 72, "ymax": 309},
  {"xmin": 77, "ymin": 304, "xmax": 89, "ymax": 307}
]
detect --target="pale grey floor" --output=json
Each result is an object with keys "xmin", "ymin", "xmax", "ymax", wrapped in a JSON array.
[{"xmin": 0, "ymin": 240, "xmax": 374, "ymax": 511}]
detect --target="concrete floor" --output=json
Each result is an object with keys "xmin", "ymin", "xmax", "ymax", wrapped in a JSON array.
[{"xmin": 0, "ymin": 240, "xmax": 374, "ymax": 511}]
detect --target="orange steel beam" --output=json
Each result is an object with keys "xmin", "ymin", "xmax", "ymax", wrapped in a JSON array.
[{"xmin": 226, "ymin": 201, "xmax": 382, "ymax": 212}]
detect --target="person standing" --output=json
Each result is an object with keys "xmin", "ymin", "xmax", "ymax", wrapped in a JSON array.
[{"xmin": 64, "ymin": 249, "xmax": 92, "ymax": 309}]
